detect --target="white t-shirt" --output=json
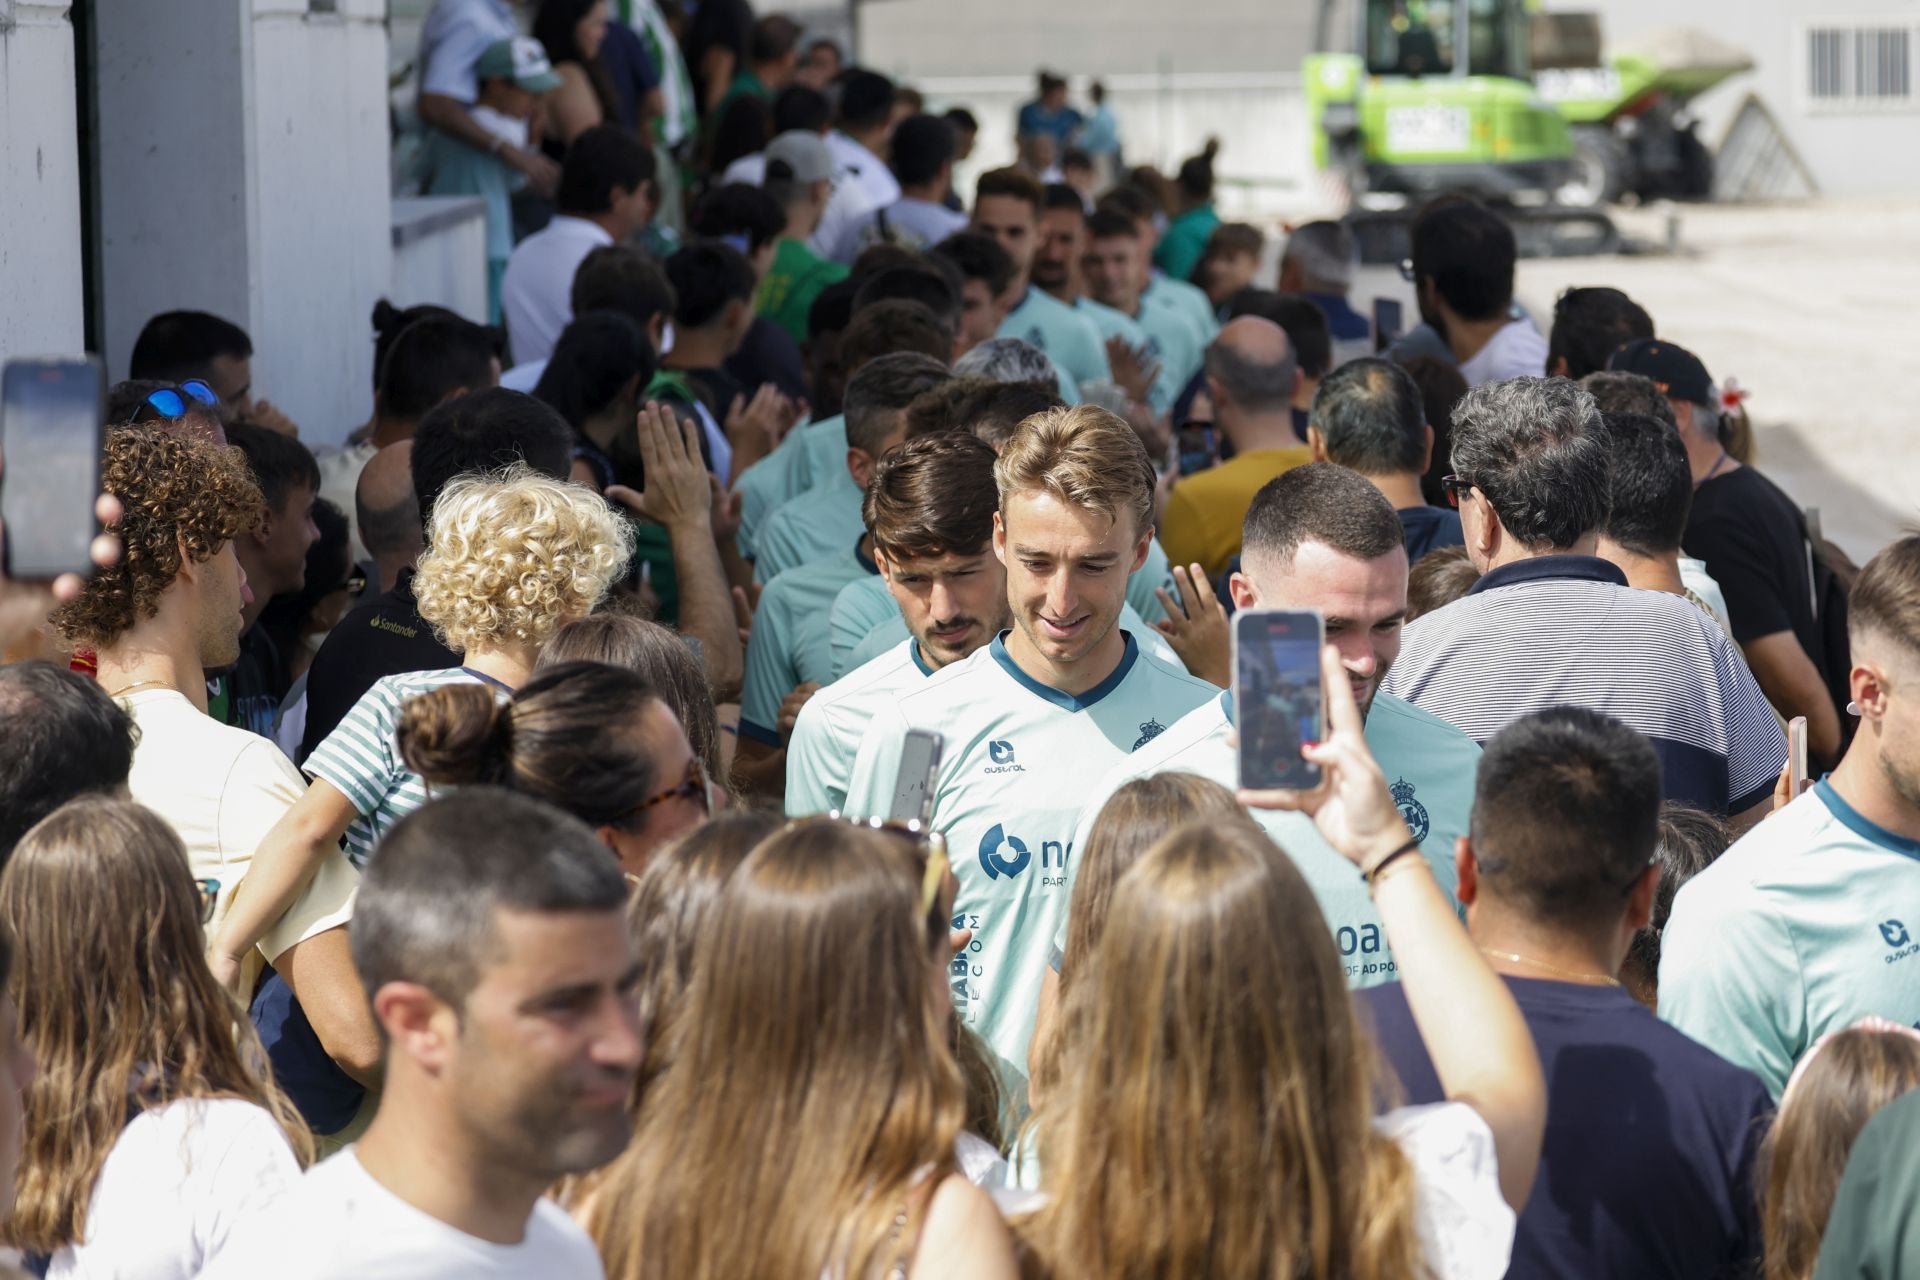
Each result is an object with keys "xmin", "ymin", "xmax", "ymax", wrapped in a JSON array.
[
  {"xmin": 49, "ymin": 1098, "xmax": 301, "ymax": 1280},
  {"xmin": 195, "ymin": 1150, "xmax": 605, "ymax": 1280},
  {"xmin": 500, "ymin": 215, "xmax": 616, "ymax": 367},
  {"xmin": 1456, "ymin": 317, "xmax": 1549, "ymax": 387},
  {"xmin": 120, "ymin": 689, "xmax": 358, "ymax": 969}
]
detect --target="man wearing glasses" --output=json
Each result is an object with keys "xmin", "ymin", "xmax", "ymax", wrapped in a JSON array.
[{"xmin": 1382, "ymin": 376, "xmax": 1785, "ymax": 832}]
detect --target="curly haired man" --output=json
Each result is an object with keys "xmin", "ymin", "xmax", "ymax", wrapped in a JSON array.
[{"xmin": 49, "ymin": 425, "xmax": 377, "ymax": 1085}]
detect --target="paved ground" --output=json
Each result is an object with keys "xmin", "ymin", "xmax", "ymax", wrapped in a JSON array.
[{"xmin": 1337, "ymin": 200, "xmax": 1920, "ymax": 563}]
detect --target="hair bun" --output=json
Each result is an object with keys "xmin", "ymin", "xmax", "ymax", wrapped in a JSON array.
[
  {"xmin": 1200, "ymin": 137, "xmax": 1221, "ymax": 163},
  {"xmin": 370, "ymin": 298, "xmax": 403, "ymax": 338},
  {"xmin": 396, "ymin": 684, "xmax": 514, "ymax": 787}
]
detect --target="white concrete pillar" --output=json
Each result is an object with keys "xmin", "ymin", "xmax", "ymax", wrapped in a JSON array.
[
  {"xmin": 0, "ymin": 0, "xmax": 86, "ymax": 360},
  {"xmin": 93, "ymin": 0, "xmax": 390, "ymax": 446}
]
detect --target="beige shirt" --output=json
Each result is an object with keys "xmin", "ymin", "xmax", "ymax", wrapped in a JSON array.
[{"xmin": 119, "ymin": 690, "xmax": 357, "ymax": 973}]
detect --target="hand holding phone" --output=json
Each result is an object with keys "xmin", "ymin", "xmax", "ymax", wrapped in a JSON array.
[
  {"xmin": 1372, "ymin": 298, "xmax": 1404, "ymax": 353},
  {"xmin": 1787, "ymin": 716, "xmax": 1809, "ymax": 799},
  {"xmin": 1234, "ymin": 609, "xmax": 1325, "ymax": 792}
]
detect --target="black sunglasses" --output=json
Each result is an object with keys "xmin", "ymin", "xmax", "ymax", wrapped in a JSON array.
[{"xmin": 1440, "ymin": 474, "xmax": 1476, "ymax": 509}]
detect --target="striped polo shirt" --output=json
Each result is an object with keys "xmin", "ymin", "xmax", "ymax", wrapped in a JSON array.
[
  {"xmin": 1381, "ymin": 555, "xmax": 1785, "ymax": 816},
  {"xmin": 303, "ymin": 666, "xmax": 504, "ymax": 867}
]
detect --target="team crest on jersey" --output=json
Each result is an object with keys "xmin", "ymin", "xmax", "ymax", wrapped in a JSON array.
[
  {"xmin": 1132, "ymin": 719, "xmax": 1165, "ymax": 750},
  {"xmin": 1391, "ymin": 778, "xmax": 1430, "ymax": 843}
]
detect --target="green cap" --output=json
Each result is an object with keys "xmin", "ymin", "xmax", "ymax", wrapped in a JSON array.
[{"xmin": 476, "ymin": 37, "xmax": 562, "ymax": 93}]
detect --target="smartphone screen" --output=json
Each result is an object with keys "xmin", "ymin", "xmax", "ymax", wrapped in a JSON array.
[
  {"xmin": 1786, "ymin": 716, "xmax": 1808, "ymax": 799},
  {"xmin": 889, "ymin": 729, "xmax": 943, "ymax": 824},
  {"xmin": 1176, "ymin": 421, "xmax": 1218, "ymax": 477},
  {"xmin": 1, "ymin": 357, "xmax": 104, "ymax": 579},
  {"xmin": 1234, "ymin": 609, "xmax": 1325, "ymax": 792},
  {"xmin": 1372, "ymin": 298, "xmax": 1404, "ymax": 353}
]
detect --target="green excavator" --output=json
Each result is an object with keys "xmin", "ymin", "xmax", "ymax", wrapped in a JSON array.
[{"xmin": 1306, "ymin": 0, "xmax": 1750, "ymax": 257}]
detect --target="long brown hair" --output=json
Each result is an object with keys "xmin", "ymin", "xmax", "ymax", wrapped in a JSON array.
[
  {"xmin": 1030, "ymin": 773, "xmax": 1248, "ymax": 1102},
  {"xmin": 1020, "ymin": 821, "xmax": 1425, "ymax": 1279},
  {"xmin": 0, "ymin": 798, "xmax": 314, "ymax": 1253},
  {"xmin": 539, "ymin": 614, "xmax": 729, "ymax": 797},
  {"xmin": 1762, "ymin": 1028, "xmax": 1920, "ymax": 1280},
  {"xmin": 588, "ymin": 820, "xmax": 965, "ymax": 1279}
]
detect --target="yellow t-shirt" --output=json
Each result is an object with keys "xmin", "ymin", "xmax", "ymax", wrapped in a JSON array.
[
  {"xmin": 1159, "ymin": 448, "xmax": 1315, "ymax": 580},
  {"xmin": 120, "ymin": 690, "xmax": 358, "ymax": 984}
]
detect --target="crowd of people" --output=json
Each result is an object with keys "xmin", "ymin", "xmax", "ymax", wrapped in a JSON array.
[{"xmin": 0, "ymin": 0, "xmax": 1916, "ymax": 1275}]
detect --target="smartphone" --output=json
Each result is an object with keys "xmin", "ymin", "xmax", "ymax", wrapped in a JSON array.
[
  {"xmin": 1234, "ymin": 609, "xmax": 1326, "ymax": 792},
  {"xmin": 889, "ymin": 728, "xmax": 943, "ymax": 825},
  {"xmin": 1372, "ymin": 298, "xmax": 1404, "ymax": 353},
  {"xmin": 1175, "ymin": 421, "xmax": 1218, "ymax": 477},
  {"xmin": 1786, "ymin": 716, "xmax": 1808, "ymax": 799},
  {"xmin": 1, "ymin": 356, "xmax": 105, "ymax": 579}
]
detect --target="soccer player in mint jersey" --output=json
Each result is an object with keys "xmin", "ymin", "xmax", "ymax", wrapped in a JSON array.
[
  {"xmin": 785, "ymin": 432, "xmax": 1012, "ymax": 818},
  {"xmin": 842, "ymin": 405, "xmax": 1217, "ymax": 1101},
  {"xmin": 1048, "ymin": 463, "xmax": 1479, "ymax": 1054},
  {"xmin": 1660, "ymin": 533, "xmax": 1920, "ymax": 1099}
]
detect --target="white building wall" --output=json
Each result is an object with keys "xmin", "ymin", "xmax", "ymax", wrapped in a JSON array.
[
  {"xmin": 0, "ymin": 0, "xmax": 86, "ymax": 360},
  {"xmin": 94, "ymin": 0, "xmax": 391, "ymax": 446}
]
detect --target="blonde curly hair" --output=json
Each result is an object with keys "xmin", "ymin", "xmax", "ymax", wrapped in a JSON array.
[{"xmin": 413, "ymin": 465, "xmax": 634, "ymax": 654}]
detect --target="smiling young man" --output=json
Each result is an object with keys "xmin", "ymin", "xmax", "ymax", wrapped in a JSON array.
[
  {"xmin": 785, "ymin": 432, "xmax": 1011, "ymax": 817},
  {"xmin": 841, "ymin": 404, "xmax": 1217, "ymax": 1099},
  {"xmin": 1058, "ymin": 462, "xmax": 1480, "ymax": 992}
]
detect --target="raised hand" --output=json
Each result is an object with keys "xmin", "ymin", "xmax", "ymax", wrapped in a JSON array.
[
  {"xmin": 1153, "ymin": 563, "xmax": 1230, "ymax": 688},
  {"xmin": 605, "ymin": 402, "xmax": 713, "ymax": 533}
]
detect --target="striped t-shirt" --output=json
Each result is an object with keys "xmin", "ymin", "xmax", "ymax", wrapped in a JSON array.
[
  {"xmin": 1380, "ymin": 555, "xmax": 1786, "ymax": 816},
  {"xmin": 303, "ymin": 667, "xmax": 500, "ymax": 868}
]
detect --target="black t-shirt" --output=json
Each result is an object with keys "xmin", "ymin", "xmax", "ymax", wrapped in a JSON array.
[
  {"xmin": 725, "ymin": 315, "xmax": 809, "ymax": 402},
  {"xmin": 1684, "ymin": 465, "xmax": 1850, "ymax": 716},
  {"xmin": 1398, "ymin": 504, "xmax": 1465, "ymax": 563},
  {"xmin": 1362, "ymin": 976, "xmax": 1771, "ymax": 1279},
  {"xmin": 224, "ymin": 624, "xmax": 290, "ymax": 740},
  {"xmin": 297, "ymin": 569, "xmax": 458, "ymax": 764}
]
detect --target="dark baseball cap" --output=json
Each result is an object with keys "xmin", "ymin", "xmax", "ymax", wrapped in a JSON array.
[{"xmin": 1607, "ymin": 338, "xmax": 1713, "ymax": 405}]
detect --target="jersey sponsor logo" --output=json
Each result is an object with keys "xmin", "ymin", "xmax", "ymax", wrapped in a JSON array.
[
  {"xmin": 1024, "ymin": 326, "xmax": 1048, "ymax": 351},
  {"xmin": 1391, "ymin": 777, "xmax": 1430, "ymax": 843},
  {"xmin": 1882, "ymin": 919, "xmax": 1918, "ymax": 964},
  {"xmin": 1132, "ymin": 719, "xmax": 1166, "ymax": 750},
  {"xmin": 985, "ymin": 739, "xmax": 1025, "ymax": 774},
  {"xmin": 977, "ymin": 823, "xmax": 1072, "ymax": 884}
]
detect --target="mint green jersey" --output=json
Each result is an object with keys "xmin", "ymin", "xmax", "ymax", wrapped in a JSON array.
[
  {"xmin": 1142, "ymin": 272, "xmax": 1219, "ymax": 343},
  {"xmin": 785, "ymin": 639, "xmax": 933, "ymax": 818},
  {"xmin": 738, "ymin": 542, "xmax": 878, "ymax": 745},
  {"xmin": 1128, "ymin": 299, "xmax": 1206, "ymax": 413},
  {"xmin": 1073, "ymin": 297, "xmax": 1175, "ymax": 416},
  {"xmin": 842, "ymin": 633, "xmax": 1217, "ymax": 1098},
  {"xmin": 753, "ymin": 464, "xmax": 863, "ymax": 586},
  {"xmin": 997, "ymin": 288, "xmax": 1111, "ymax": 391},
  {"xmin": 1660, "ymin": 779, "xmax": 1920, "ymax": 1099},
  {"xmin": 1057, "ymin": 689, "xmax": 1477, "ymax": 986},
  {"xmin": 734, "ymin": 414, "xmax": 841, "ymax": 562}
]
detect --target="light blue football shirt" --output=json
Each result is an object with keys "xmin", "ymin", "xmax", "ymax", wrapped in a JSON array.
[
  {"xmin": 1660, "ymin": 778, "xmax": 1920, "ymax": 1099},
  {"xmin": 827, "ymin": 571, "xmax": 1187, "ymax": 682},
  {"xmin": 1142, "ymin": 271, "xmax": 1220, "ymax": 343},
  {"xmin": 1127, "ymin": 298, "xmax": 1206, "ymax": 411},
  {"xmin": 1058, "ymin": 688, "xmax": 1479, "ymax": 986},
  {"xmin": 997, "ymin": 287, "xmax": 1111, "ymax": 392},
  {"xmin": 842, "ymin": 632, "xmax": 1217, "ymax": 1099},
  {"xmin": 1072, "ymin": 297, "xmax": 1177, "ymax": 416},
  {"xmin": 738, "ymin": 541, "xmax": 878, "ymax": 745},
  {"xmin": 734, "ymin": 413, "xmax": 841, "ymax": 562},
  {"xmin": 785, "ymin": 638, "xmax": 933, "ymax": 818},
  {"xmin": 752, "ymin": 464, "xmax": 864, "ymax": 586}
]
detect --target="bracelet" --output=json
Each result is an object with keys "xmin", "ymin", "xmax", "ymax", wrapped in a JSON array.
[{"xmin": 1360, "ymin": 836, "xmax": 1423, "ymax": 886}]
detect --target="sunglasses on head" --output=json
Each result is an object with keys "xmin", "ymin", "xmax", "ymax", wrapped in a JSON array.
[
  {"xmin": 825, "ymin": 813, "xmax": 952, "ymax": 924},
  {"xmin": 132, "ymin": 379, "xmax": 219, "ymax": 424}
]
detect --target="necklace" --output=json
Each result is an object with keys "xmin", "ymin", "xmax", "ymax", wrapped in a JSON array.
[
  {"xmin": 1696, "ymin": 450, "xmax": 1731, "ymax": 487},
  {"xmin": 104, "ymin": 679, "xmax": 175, "ymax": 699},
  {"xmin": 1479, "ymin": 947, "xmax": 1621, "ymax": 988}
]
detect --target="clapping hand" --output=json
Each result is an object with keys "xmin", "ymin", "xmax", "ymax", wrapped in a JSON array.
[
  {"xmin": 1153, "ymin": 563, "xmax": 1230, "ymax": 688},
  {"xmin": 606, "ymin": 402, "xmax": 713, "ymax": 532},
  {"xmin": 1105, "ymin": 336, "xmax": 1161, "ymax": 406}
]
